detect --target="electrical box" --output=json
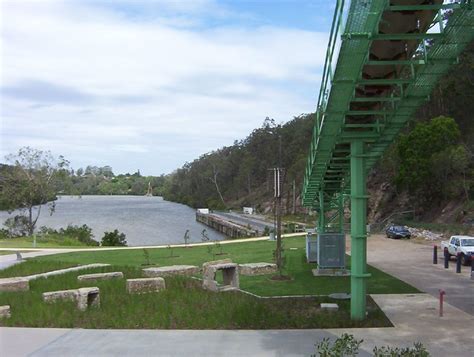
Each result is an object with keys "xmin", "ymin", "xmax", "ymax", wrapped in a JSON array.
[{"xmin": 317, "ymin": 233, "xmax": 346, "ymax": 269}]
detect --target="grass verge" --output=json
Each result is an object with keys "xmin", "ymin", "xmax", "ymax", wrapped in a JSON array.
[
  {"xmin": 0, "ymin": 236, "xmax": 99, "ymax": 249},
  {"xmin": 26, "ymin": 236, "xmax": 418, "ymax": 296}
]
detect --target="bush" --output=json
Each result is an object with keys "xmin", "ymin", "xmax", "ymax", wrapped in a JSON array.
[
  {"xmin": 59, "ymin": 224, "xmax": 97, "ymax": 245},
  {"xmin": 101, "ymin": 229, "xmax": 127, "ymax": 246},
  {"xmin": 3, "ymin": 215, "xmax": 29, "ymax": 237}
]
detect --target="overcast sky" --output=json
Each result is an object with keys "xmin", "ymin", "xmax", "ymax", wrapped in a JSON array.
[{"xmin": 1, "ymin": 0, "xmax": 333, "ymax": 175}]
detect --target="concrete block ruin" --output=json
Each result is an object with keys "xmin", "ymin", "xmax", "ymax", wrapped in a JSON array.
[
  {"xmin": 202, "ymin": 259, "xmax": 232, "ymax": 275},
  {"xmin": 239, "ymin": 263, "xmax": 277, "ymax": 276},
  {"xmin": 126, "ymin": 277, "xmax": 166, "ymax": 294},
  {"xmin": 77, "ymin": 272, "xmax": 124, "ymax": 282},
  {"xmin": 0, "ymin": 305, "xmax": 11, "ymax": 319},
  {"xmin": 43, "ymin": 287, "xmax": 100, "ymax": 311},
  {"xmin": 0, "ymin": 277, "xmax": 29, "ymax": 292},
  {"xmin": 143, "ymin": 265, "xmax": 199, "ymax": 278},
  {"xmin": 202, "ymin": 262, "xmax": 239, "ymax": 292}
]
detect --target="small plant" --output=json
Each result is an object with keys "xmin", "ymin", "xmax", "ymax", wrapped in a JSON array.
[
  {"xmin": 214, "ymin": 241, "xmax": 225, "ymax": 255},
  {"xmin": 142, "ymin": 248, "xmax": 151, "ymax": 266},
  {"xmin": 101, "ymin": 229, "xmax": 127, "ymax": 246},
  {"xmin": 373, "ymin": 342, "xmax": 430, "ymax": 357},
  {"xmin": 263, "ymin": 226, "xmax": 270, "ymax": 236},
  {"xmin": 183, "ymin": 229, "xmax": 190, "ymax": 246},
  {"xmin": 313, "ymin": 334, "xmax": 430, "ymax": 357},
  {"xmin": 313, "ymin": 333, "xmax": 363, "ymax": 357},
  {"xmin": 167, "ymin": 244, "xmax": 176, "ymax": 258},
  {"xmin": 201, "ymin": 229, "xmax": 209, "ymax": 242}
]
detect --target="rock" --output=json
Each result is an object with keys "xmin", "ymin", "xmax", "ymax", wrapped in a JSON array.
[
  {"xmin": 43, "ymin": 287, "xmax": 100, "ymax": 311},
  {"xmin": 143, "ymin": 265, "xmax": 199, "ymax": 278},
  {"xmin": 77, "ymin": 272, "xmax": 124, "ymax": 282},
  {"xmin": 0, "ymin": 277, "xmax": 29, "ymax": 292},
  {"xmin": 0, "ymin": 305, "xmax": 11, "ymax": 318},
  {"xmin": 328, "ymin": 293, "xmax": 351, "ymax": 300},
  {"xmin": 239, "ymin": 262, "xmax": 277, "ymax": 276},
  {"xmin": 25, "ymin": 263, "xmax": 111, "ymax": 281},
  {"xmin": 407, "ymin": 227, "xmax": 444, "ymax": 241},
  {"xmin": 320, "ymin": 303, "xmax": 339, "ymax": 311},
  {"xmin": 126, "ymin": 278, "xmax": 166, "ymax": 294},
  {"xmin": 202, "ymin": 262, "xmax": 239, "ymax": 292}
]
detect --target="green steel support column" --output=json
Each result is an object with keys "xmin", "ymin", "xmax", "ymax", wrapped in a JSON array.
[
  {"xmin": 318, "ymin": 190, "xmax": 326, "ymax": 233},
  {"xmin": 350, "ymin": 140, "xmax": 369, "ymax": 320},
  {"xmin": 338, "ymin": 193, "xmax": 344, "ymax": 233}
]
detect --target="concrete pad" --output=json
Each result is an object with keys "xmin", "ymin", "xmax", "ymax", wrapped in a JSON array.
[
  {"xmin": 142, "ymin": 265, "xmax": 199, "ymax": 278},
  {"xmin": 0, "ymin": 305, "xmax": 11, "ymax": 318},
  {"xmin": 77, "ymin": 272, "xmax": 123, "ymax": 282},
  {"xmin": 0, "ymin": 277, "xmax": 29, "ymax": 292},
  {"xmin": 126, "ymin": 278, "xmax": 166, "ymax": 294},
  {"xmin": 320, "ymin": 303, "xmax": 338, "ymax": 311},
  {"xmin": 239, "ymin": 263, "xmax": 277, "ymax": 276}
]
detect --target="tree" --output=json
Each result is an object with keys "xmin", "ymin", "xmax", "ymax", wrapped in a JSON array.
[
  {"xmin": 0, "ymin": 147, "xmax": 69, "ymax": 235},
  {"xmin": 101, "ymin": 229, "xmax": 127, "ymax": 246}
]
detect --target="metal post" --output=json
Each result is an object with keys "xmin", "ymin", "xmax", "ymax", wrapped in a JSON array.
[
  {"xmin": 444, "ymin": 248, "xmax": 449, "ymax": 269},
  {"xmin": 433, "ymin": 245, "xmax": 438, "ymax": 264},
  {"xmin": 350, "ymin": 140, "xmax": 369, "ymax": 320},
  {"xmin": 318, "ymin": 190, "xmax": 326, "ymax": 233},
  {"xmin": 439, "ymin": 289, "xmax": 445, "ymax": 317},
  {"xmin": 339, "ymin": 193, "xmax": 344, "ymax": 233},
  {"xmin": 456, "ymin": 253, "xmax": 461, "ymax": 273}
]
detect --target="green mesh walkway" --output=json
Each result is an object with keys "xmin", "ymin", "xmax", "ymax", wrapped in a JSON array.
[
  {"xmin": 301, "ymin": 0, "xmax": 474, "ymax": 320},
  {"xmin": 303, "ymin": 0, "xmax": 474, "ymax": 209}
]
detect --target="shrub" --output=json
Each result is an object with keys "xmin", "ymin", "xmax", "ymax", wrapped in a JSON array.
[
  {"xmin": 3, "ymin": 215, "xmax": 29, "ymax": 237},
  {"xmin": 101, "ymin": 229, "xmax": 127, "ymax": 246},
  {"xmin": 59, "ymin": 224, "xmax": 97, "ymax": 245}
]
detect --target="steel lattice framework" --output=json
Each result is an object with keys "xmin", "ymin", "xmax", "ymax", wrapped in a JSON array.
[{"xmin": 302, "ymin": 0, "xmax": 474, "ymax": 320}]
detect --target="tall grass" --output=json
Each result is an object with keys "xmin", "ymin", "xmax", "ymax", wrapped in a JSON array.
[{"xmin": 0, "ymin": 265, "xmax": 391, "ymax": 329}]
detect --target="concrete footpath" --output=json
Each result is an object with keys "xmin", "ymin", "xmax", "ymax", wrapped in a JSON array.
[{"xmin": 1, "ymin": 294, "xmax": 473, "ymax": 356}]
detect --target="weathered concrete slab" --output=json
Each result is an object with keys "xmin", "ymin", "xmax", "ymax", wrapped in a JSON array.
[
  {"xmin": 0, "ymin": 305, "xmax": 11, "ymax": 318},
  {"xmin": 320, "ymin": 303, "xmax": 339, "ymax": 311},
  {"xmin": 26, "ymin": 264, "xmax": 110, "ymax": 281},
  {"xmin": 239, "ymin": 262, "xmax": 277, "ymax": 276},
  {"xmin": 43, "ymin": 287, "xmax": 100, "ymax": 311},
  {"xmin": 77, "ymin": 272, "xmax": 123, "ymax": 282},
  {"xmin": 0, "ymin": 277, "xmax": 29, "ymax": 292},
  {"xmin": 126, "ymin": 278, "xmax": 165, "ymax": 294},
  {"xmin": 202, "ymin": 262, "xmax": 239, "ymax": 292},
  {"xmin": 202, "ymin": 259, "xmax": 232, "ymax": 274},
  {"xmin": 143, "ymin": 265, "xmax": 198, "ymax": 278}
]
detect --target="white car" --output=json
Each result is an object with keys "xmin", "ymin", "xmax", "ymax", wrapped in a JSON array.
[{"xmin": 441, "ymin": 235, "xmax": 474, "ymax": 266}]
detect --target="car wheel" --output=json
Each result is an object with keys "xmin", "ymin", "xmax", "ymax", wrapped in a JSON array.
[{"xmin": 461, "ymin": 254, "xmax": 469, "ymax": 266}]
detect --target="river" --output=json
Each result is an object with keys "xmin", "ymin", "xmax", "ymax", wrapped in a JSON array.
[{"xmin": 0, "ymin": 195, "xmax": 225, "ymax": 246}]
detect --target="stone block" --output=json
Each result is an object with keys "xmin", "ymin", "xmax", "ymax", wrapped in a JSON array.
[
  {"xmin": 0, "ymin": 305, "xmax": 11, "ymax": 319},
  {"xmin": 202, "ymin": 262, "xmax": 239, "ymax": 292},
  {"xmin": 143, "ymin": 265, "xmax": 199, "ymax": 278},
  {"xmin": 0, "ymin": 277, "xmax": 29, "ymax": 292},
  {"xmin": 239, "ymin": 262, "xmax": 277, "ymax": 276},
  {"xmin": 77, "ymin": 287, "xmax": 100, "ymax": 311},
  {"xmin": 77, "ymin": 272, "xmax": 124, "ymax": 282},
  {"xmin": 202, "ymin": 259, "xmax": 232, "ymax": 275},
  {"xmin": 126, "ymin": 278, "xmax": 166, "ymax": 294},
  {"xmin": 43, "ymin": 287, "xmax": 100, "ymax": 311},
  {"xmin": 320, "ymin": 303, "xmax": 339, "ymax": 311}
]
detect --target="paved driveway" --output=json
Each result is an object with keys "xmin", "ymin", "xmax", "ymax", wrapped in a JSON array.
[{"xmin": 362, "ymin": 234, "xmax": 474, "ymax": 315}]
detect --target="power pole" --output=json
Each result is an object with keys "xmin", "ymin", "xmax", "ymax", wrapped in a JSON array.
[{"xmin": 292, "ymin": 179, "xmax": 296, "ymax": 215}]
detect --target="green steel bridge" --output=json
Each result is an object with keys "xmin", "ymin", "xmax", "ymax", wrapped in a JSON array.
[{"xmin": 302, "ymin": 0, "xmax": 474, "ymax": 320}]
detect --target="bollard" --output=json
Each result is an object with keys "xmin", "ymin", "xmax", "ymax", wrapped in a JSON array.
[
  {"xmin": 433, "ymin": 245, "xmax": 438, "ymax": 264},
  {"xmin": 444, "ymin": 247, "xmax": 449, "ymax": 269},
  {"xmin": 456, "ymin": 253, "xmax": 462, "ymax": 273},
  {"xmin": 471, "ymin": 258, "xmax": 474, "ymax": 272},
  {"xmin": 439, "ymin": 289, "xmax": 445, "ymax": 317}
]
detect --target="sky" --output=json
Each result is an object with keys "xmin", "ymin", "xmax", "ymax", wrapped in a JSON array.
[{"xmin": 1, "ymin": 0, "xmax": 334, "ymax": 175}]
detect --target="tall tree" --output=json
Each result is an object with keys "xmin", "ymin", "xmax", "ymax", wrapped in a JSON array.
[{"xmin": 0, "ymin": 147, "xmax": 69, "ymax": 235}]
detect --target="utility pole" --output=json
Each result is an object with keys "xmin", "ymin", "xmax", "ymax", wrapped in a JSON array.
[
  {"xmin": 292, "ymin": 179, "xmax": 296, "ymax": 215},
  {"xmin": 275, "ymin": 136, "xmax": 283, "ymax": 273}
]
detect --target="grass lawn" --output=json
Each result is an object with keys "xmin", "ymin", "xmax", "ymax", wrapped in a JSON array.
[
  {"xmin": 0, "ymin": 236, "xmax": 102, "ymax": 249},
  {"xmin": 0, "ymin": 265, "xmax": 392, "ymax": 329},
  {"xmin": 0, "ymin": 250, "xmax": 33, "ymax": 255},
  {"xmin": 29, "ymin": 236, "xmax": 418, "ymax": 296}
]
